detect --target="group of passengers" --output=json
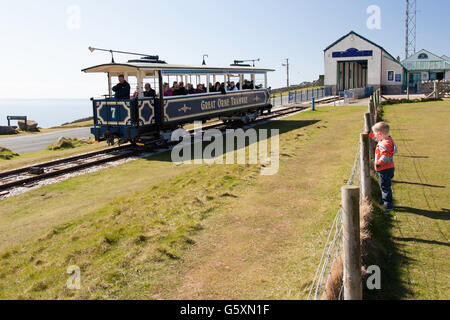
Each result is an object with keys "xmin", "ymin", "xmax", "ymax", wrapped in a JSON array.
[
  {"xmin": 113, "ymin": 74, "xmax": 157, "ymax": 99},
  {"xmin": 112, "ymin": 74, "xmax": 261, "ymax": 100},
  {"xmin": 163, "ymin": 81, "xmax": 206, "ymax": 96},
  {"xmin": 162, "ymin": 79, "xmax": 260, "ymax": 97}
]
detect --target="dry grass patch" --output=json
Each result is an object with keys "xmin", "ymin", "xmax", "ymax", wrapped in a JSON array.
[{"xmin": 0, "ymin": 105, "xmax": 368, "ymax": 299}]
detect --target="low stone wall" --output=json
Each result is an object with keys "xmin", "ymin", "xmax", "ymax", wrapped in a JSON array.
[{"xmin": 381, "ymin": 85, "xmax": 403, "ymax": 94}]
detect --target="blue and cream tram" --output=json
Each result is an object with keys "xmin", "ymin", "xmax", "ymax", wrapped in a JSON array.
[{"xmin": 82, "ymin": 55, "xmax": 274, "ymax": 145}]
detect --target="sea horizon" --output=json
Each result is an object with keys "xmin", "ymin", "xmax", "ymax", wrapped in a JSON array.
[{"xmin": 0, "ymin": 98, "xmax": 93, "ymax": 128}]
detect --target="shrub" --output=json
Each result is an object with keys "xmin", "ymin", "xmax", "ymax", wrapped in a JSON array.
[{"xmin": 0, "ymin": 147, "xmax": 19, "ymax": 160}]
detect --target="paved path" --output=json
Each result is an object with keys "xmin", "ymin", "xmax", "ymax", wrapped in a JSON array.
[{"xmin": 0, "ymin": 127, "xmax": 92, "ymax": 153}]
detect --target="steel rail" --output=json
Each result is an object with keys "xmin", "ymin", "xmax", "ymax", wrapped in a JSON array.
[{"xmin": 0, "ymin": 105, "xmax": 307, "ymax": 193}]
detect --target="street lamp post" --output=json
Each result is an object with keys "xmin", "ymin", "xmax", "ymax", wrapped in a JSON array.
[{"xmin": 282, "ymin": 58, "xmax": 290, "ymax": 88}]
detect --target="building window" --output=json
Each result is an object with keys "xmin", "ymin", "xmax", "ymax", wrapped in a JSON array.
[
  {"xmin": 388, "ymin": 71, "xmax": 394, "ymax": 81},
  {"xmin": 418, "ymin": 53, "xmax": 428, "ymax": 59}
]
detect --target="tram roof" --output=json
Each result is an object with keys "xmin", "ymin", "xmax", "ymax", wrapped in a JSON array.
[{"xmin": 82, "ymin": 62, "xmax": 275, "ymax": 75}]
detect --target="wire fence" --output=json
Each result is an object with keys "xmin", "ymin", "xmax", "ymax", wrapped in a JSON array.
[
  {"xmin": 270, "ymin": 87, "xmax": 333, "ymax": 108},
  {"xmin": 307, "ymin": 147, "xmax": 361, "ymax": 300},
  {"xmin": 308, "ymin": 88, "xmax": 381, "ymax": 300}
]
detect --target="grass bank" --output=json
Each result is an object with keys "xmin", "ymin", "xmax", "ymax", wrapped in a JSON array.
[
  {"xmin": 57, "ymin": 119, "xmax": 94, "ymax": 128},
  {"xmin": 0, "ymin": 141, "xmax": 110, "ymax": 172},
  {"xmin": 0, "ymin": 104, "xmax": 367, "ymax": 299},
  {"xmin": 365, "ymin": 99, "xmax": 449, "ymax": 299}
]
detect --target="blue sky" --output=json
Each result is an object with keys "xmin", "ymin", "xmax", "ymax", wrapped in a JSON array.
[{"xmin": 0, "ymin": 0, "xmax": 448, "ymax": 98}]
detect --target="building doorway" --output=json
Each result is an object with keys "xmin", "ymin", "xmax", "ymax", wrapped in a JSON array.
[{"xmin": 337, "ymin": 60, "xmax": 368, "ymax": 91}]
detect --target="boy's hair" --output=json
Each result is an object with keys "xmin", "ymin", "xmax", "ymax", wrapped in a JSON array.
[{"xmin": 372, "ymin": 122, "xmax": 390, "ymax": 134}]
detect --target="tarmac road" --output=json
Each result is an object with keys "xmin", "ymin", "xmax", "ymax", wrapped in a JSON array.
[{"xmin": 0, "ymin": 127, "xmax": 92, "ymax": 154}]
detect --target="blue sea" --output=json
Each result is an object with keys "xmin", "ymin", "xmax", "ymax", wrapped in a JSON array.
[{"xmin": 0, "ymin": 99, "xmax": 92, "ymax": 128}]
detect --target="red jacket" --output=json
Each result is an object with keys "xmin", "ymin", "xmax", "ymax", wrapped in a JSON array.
[{"xmin": 369, "ymin": 132, "xmax": 398, "ymax": 171}]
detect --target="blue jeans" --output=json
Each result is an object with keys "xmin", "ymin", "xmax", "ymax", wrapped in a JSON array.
[{"xmin": 377, "ymin": 167, "xmax": 395, "ymax": 209}]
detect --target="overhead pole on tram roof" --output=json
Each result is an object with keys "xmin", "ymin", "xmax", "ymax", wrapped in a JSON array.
[{"xmin": 88, "ymin": 46, "xmax": 160, "ymax": 64}]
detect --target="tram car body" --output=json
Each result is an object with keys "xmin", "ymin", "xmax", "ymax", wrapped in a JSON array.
[{"xmin": 82, "ymin": 57, "xmax": 274, "ymax": 144}]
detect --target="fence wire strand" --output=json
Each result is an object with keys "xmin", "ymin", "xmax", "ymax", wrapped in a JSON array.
[{"xmin": 307, "ymin": 146, "xmax": 360, "ymax": 300}]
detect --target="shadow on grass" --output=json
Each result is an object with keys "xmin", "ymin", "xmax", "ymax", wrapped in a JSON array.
[
  {"xmin": 393, "ymin": 206, "xmax": 449, "ymax": 221},
  {"xmin": 146, "ymin": 119, "xmax": 320, "ymax": 163},
  {"xmin": 392, "ymin": 180, "xmax": 444, "ymax": 188},
  {"xmin": 363, "ymin": 175, "xmax": 413, "ymax": 300},
  {"xmin": 392, "ymin": 237, "xmax": 450, "ymax": 247},
  {"xmin": 396, "ymin": 155, "xmax": 429, "ymax": 159}
]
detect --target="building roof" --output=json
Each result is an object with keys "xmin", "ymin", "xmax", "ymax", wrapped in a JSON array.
[
  {"xmin": 324, "ymin": 30, "xmax": 397, "ymax": 61},
  {"xmin": 401, "ymin": 49, "xmax": 450, "ymax": 71}
]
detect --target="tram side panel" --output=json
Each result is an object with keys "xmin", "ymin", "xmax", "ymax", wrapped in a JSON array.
[
  {"xmin": 90, "ymin": 98, "xmax": 138, "ymax": 141},
  {"xmin": 90, "ymin": 89, "xmax": 272, "ymax": 141},
  {"xmin": 161, "ymin": 89, "xmax": 271, "ymax": 127}
]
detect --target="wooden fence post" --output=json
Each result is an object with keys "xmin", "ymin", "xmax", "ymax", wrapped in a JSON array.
[
  {"xmin": 342, "ymin": 185, "xmax": 362, "ymax": 300},
  {"xmin": 360, "ymin": 133, "xmax": 371, "ymax": 200},
  {"xmin": 364, "ymin": 113, "xmax": 375, "ymax": 161},
  {"xmin": 368, "ymin": 101, "xmax": 374, "ymax": 129},
  {"xmin": 434, "ymin": 81, "xmax": 439, "ymax": 99},
  {"xmin": 374, "ymin": 94, "xmax": 379, "ymax": 122}
]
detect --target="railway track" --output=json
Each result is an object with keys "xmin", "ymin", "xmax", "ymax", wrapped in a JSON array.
[{"xmin": 0, "ymin": 105, "xmax": 307, "ymax": 195}]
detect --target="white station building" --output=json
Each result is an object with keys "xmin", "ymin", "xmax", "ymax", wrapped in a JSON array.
[{"xmin": 324, "ymin": 31, "xmax": 404, "ymax": 94}]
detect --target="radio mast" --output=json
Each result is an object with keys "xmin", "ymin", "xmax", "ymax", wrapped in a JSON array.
[{"xmin": 405, "ymin": 0, "xmax": 417, "ymax": 59}]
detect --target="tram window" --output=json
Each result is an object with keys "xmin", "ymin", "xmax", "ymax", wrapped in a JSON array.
[
  {"xmin": 110, "ymin": 75, "xmax": 136, "ymax": 99},
  {"xmin": 142, "ymin": 78, "xmax": 159, "ymax": 96},
  {"xmin": 253, "ymin": 74, "xmax": 265, "ymax": 89},
  {"xmin": 241, "ymin": 75, "xmax": 254, "ymax": 90}
]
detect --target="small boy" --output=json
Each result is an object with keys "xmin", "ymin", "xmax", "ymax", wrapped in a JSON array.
[{"xmin": 366, "ymin": 122, "xmax": 398, "ymax": 212}]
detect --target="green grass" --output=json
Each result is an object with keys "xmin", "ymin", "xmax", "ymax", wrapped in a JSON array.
[
  {"xmin": 0, "ymin": 104, "xmax": 370, "ymax": 299},
  {"xmin": 46, "ymin": 137, "xmax": 94, "ymax": 151},
  {"xmin": 365, "ymin": 99, "xmax": 450, "ymax": 300},
  {"xmin": 0, "ymin": 141, "xmax": 110, "ymax": 172},
  {"xmin": 57, "ymin": 120, "xmax": 94, "ymax": 128},
  {"xmin": 0, "ymin": 147, "xmax": 19, "ymax": 160}
]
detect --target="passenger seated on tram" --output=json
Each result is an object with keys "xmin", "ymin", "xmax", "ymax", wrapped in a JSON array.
[
  {"xmin": 112, "ymin": 74, "xmax": 131, "ymax": 99},
  {"xmin": 144, "ymin": 83, "xmax": 156, "ymax": 97},
  {"xmin": 173, "ymin": 82, "xmax": 188, "ymax": 96},
  {"xmin": 131, "ymin": 85, "xmax": 139, "ymax": 98},
  {"xmin": 209, "ymin": 83, "xmax": 215, "ymax": 92},
  {"xmin": 242, "ymin": 80, "xmax": 254, "ymax": 90},
  {"xmin": 163, "ymin": 83, "xmax": 173, "ymax": 96},
  {"xmin": 229, "ymin": 81, "xmax": 238, "ymax": 91},
  {"xmin": 195, "ymin": 84, "xmax": 205, "ymax": 94},
  {"xmin": 186, "ymin": 83, "xmax": 196, "ymax": 95},
  {"xmin": 219, "ymin": 82, "xmax": 227, "ymax": 94},
  {"xmin": 214, "ymin": 82, "xmax": 221, "ymax": 92}
]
